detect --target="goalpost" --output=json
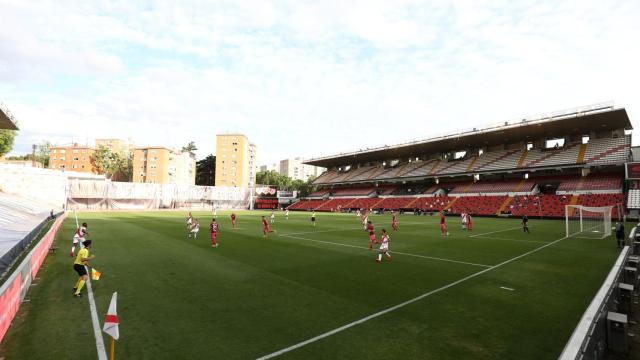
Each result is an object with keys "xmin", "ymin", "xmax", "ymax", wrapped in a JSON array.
[{"xmin": 565, "ymin": 205, "xmax": 613, "ymax": 239}]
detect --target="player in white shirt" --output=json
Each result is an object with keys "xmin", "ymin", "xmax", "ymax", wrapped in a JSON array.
[
  {"xmin": 186, "ymin": 212, "xmax": 193, "ymax": 229},
  {"xmin": 71, "ymin": 222, "xmax": 89, "ymax": 257},
  {"xmin": 375, "ymin": 229, "xmax": 391, "ymax": 262},
  {"xmin": 270, "ymin": 211, "xmax": 276, "ymax": 223},
  {"xmin": 212, "ymin": 206, "xmax": 217, "ymax": 216},
  {"xmin": 188, "ymin": 220, "xmax": 200, "ymax": 239},
  {"xmin": 284, "ymin": 209, "xmax": 289, "ymax": 220},
  {"xmin": 461, "ymin": 212, "xmax": 467, "ymax": 230},
  {"xmin": 361, "ymin": 210, "xmax": 369, "ymax": 230}
]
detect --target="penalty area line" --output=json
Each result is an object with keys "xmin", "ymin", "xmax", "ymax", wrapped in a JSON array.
[
  {"xmin": 469, "ymin": 226, "xmax": 522, "ymax": 238},
  {"xmin": 279, "ymin": 227, "xmax": 364, "ymax": 236},
  {"xmin": 279, "ymin": 234, "xmax": 492, "ymax": 268},
  {"xmin": 257, "ymin": 233, "xmax": 571, "ymax": 360}
]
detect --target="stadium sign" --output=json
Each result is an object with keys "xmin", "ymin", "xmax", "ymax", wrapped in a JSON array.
[
  {"xmin": 625, "ymin": 162, "xmax": 640, "ymax": 179},
  {"xmin": 277, "ymin": 190, "xmax": 297, "ymax": 199},
  {"xmin": 256, "ymin": 186, "xmax": 277, "ymax": 196}
]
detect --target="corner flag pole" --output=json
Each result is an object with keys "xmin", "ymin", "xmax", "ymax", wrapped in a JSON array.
[
  {"xmin": 110, "ymin": 337, "xmax": 115, "ymax": 360},
  {"xmin": 74, "ymin": 209, "xmax": 79, "ymax": 229}
]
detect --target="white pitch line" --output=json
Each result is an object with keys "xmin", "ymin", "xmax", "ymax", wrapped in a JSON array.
[
  {"xmin": 280, "ymin": 227, "xmax": 363, "ymax": 236},
  {"xmin": 85, "ymin": 266, "xmax": 108, "ymax": 360},
  {"xmin": 257, "ymin": 233, "xmax": 572, "ymax": 360},
  {"xmin": 470, "ymin": 236, "xmax": 547, "ymax": 244},
  {"xmin": 500, "ymin": 286, "xmax": 515, "ymax": 291},
  {"xmin": 469, "ymin": 226, "xmax": 522, "ymax": 238},
  {"xmin": 280, "ymin": 234, "xmax": 492, "ymax": 268}
]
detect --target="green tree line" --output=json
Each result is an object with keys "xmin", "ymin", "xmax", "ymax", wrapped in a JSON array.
[{"xmin": 256, "ymin": 170, "xmax": 317, "ymax": 197}]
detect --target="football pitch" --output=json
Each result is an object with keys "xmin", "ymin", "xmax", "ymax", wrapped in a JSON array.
[{"xmin": 0, "ymin": 210, "xmax": 623, "ymax": 359}]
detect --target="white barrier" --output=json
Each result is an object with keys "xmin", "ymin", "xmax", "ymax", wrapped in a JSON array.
[
  {"xmin": 0, "ymin": 213, "xmax": 66, "ymax": 343},
  {"xmin": 67, "ymin": 179, "xmax": 251, "ymax": 210}
]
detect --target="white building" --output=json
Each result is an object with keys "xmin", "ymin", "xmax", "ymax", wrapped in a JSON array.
[
  {"xmin": 259, "ymin": 163, "xmax": 279, "ymax": 173},
  {"xmin": 171, "ymin": 151, "xmax": 196, "ymax": 186},
  {"xmin": 279, "ymin": 157, "xmax": 325, "ymax": 182}
]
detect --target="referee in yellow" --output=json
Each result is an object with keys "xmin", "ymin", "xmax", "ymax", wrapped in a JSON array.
[{"xmin": 73, "ymin": 240, "xmax": 95, "ymax": 297}]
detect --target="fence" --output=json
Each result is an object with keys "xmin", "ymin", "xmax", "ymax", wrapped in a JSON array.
[
  {"xmin": 559, "ymin": 226, "xmax": 637, "ymax": 359},
  {"xmin": 66, "ymin": 179, "xmax": 251, "ymax": 210},
  {"xmin": 0, "ymin": 213, "xmax": 66, "ymax": 343}
]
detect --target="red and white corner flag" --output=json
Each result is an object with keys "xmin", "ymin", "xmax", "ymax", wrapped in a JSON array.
[{"xmin": 103, "ymin": 292, "xmax": 119, "ymax": 340}]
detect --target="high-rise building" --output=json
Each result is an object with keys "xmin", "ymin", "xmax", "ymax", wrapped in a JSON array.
[
  {"xmin": 259, "ymin": 163, "xmax": 279, "ymax": 173},
  {"xmin": 215, "ymin": 134, "xmax": 257, "ymax": 187},
  {"xmin": 49, "ymin": 144, "xmax": 96, "ymax": 173},
  {"xmin": 132, "ymin": 146, "xmax": 195, "ymax": 185},
  {"xmin": 279, "ymin": 157, "xmax": 325, "ymax": 182},
  {"xmin": 95, "ymin": 138, "xmax": 133, "ymax": 155}
]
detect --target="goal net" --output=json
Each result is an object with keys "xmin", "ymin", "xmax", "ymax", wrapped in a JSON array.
[{"xmin": 565, "ymin": 205, "xmax": 612, "ymax": 239}]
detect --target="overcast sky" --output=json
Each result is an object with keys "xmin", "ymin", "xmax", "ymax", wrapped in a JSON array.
[{"xmin": 1, "ymin": 0, "xmax": 639, "ymax": 165}]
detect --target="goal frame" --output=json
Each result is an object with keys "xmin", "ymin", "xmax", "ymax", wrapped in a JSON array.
[{"xmin": 565, "ymin": 205, "xmax": 613, "ymax": 239}]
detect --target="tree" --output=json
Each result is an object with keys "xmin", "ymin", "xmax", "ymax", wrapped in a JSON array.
[
  {"xmin": 0, "ymin": 129, "xmax": 16, "ymax": 157},
  {"xmin": 255, "ymin": 171, "xmax": 317, "ymax": 197},
  {"xmin": 93, "ymin": 146, "xmax": 132, "ymax": 181},
  {"xmin": 36, "ymin": 141, "xmax": 51, "ymax": 167},
  {"xmin": 182, "ymin": 142, "xmax": 198, "ymax": 157},
  {"xmin": 196, "ymin": 154, "xmax": 216, "ymax": 186},
  {"xmin": 117, "ymin": 152, "xmax": 133, "ymax": 182},
  {"xmin": 256, "ymin": 170, "xmax": 292, "ymax": 189}
]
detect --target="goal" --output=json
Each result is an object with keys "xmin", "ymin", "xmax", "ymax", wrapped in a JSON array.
[{"xmin": 565, "ymin": 205, "xmax": 612, "ymax": 239}]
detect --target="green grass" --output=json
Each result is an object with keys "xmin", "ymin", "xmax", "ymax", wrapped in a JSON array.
[{"xmin": 0, "ymin": 210, "xmax": 625, "ymax": 359}]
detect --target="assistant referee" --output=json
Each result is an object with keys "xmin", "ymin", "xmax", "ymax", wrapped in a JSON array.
[{"xmin": 73, "ymin": 240, "xmax": 95, "ymax": 297}]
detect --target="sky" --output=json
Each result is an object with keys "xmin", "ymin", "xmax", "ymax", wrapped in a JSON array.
[{"xmin": 1, "ymin": 0, "xmax": 639, "ymax": 165}]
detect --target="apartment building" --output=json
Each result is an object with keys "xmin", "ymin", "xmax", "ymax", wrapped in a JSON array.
[
  {"xmin": 279, "ymin": 157, "xmax": 326, "ymax": 182},
  {"xmin": 215, "ymin": 134, "xmax": 257, "ymax": 187},
  {"xmin": 49, "ymin": 144, "xmax": 96, "ymax": 173},
  {"xmin": 95, "ymin": 138, "xmax": 133, "ymax": 155},
  {"xmin": 133, "ymin": 146, "xmax": 195, "ymax": 185}
]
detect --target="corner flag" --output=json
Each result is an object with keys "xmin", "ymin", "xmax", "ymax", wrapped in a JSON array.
[{"xmin": 103, "ymin": 292, "xmax": 119, "ymax": 340}]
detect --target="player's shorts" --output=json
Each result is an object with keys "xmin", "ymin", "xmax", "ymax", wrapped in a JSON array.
[
  {"xmin": 263, "ymin": 227, "xmax": 270, "ymax": 233},
  {"xmin": 73, "ymin": 264, "xmax": 87, "ymax": 276},
  {"xmin": 211, "ymin": 233, "xmax": 217, "ymax": 239},
  {"xmin": 440, "ymin": 224, "xmax": 447, "ymax": 232},
  {"xmin": 187, "ymin": 219, "xmax": 193, "ymax": 225},
  {"xmin": 369, "ymin": 234, "xmax": 376, "ymax": 241},
  {"xmin": 380, "ymin": 244, "xmax": 389, "ymax": 252},
  {"xmin": 73, "ymin": 236, "xmax": 84, "ymax": 244},
  {"xmin": 311, "ymin": 217, "xmax": 316, "ymax": 222}
]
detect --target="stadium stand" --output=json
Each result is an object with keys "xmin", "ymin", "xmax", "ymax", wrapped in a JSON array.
[
  {"xmin": 292, "ymin": 105, "xmax": 631, "ymax": 219},
  {"xmin": 451, "ymin": 196, "xmax": 509, "ymax": 215},
  {"xmin": 0, "ymin": 193, "xmax": 52, "ymax": 274}
]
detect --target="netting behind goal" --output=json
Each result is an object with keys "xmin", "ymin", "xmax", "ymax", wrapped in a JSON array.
[{"xmin": 565, "ymin": 205, "xmax": 612, "ymax": 239}]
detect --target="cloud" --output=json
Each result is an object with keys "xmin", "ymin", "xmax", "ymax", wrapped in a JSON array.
[{"xmin": 1, "ymin": 0, "xmax": 639, "ymax": 165}]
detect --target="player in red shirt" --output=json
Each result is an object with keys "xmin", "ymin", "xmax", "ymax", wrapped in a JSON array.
[
  {"xmin": 391, "ymin": 211, "xmax": 398, "ymax": 231},
  {"xmin": 262, "ymin": 216, "xmax": 276, "ymax": 238},
  {"xmin": 466, "ymin": 213, "xmax": 473, "ymax": 231},
  {"xmin": 366, "ymin": 221, "xmax": 376, "ymax": 249},
  {"xmin": 440, "ymin": 211, "xmax": 448, "ymax": 236},
  {"xmin": 210, "ymin": 218, "xmax": 219, "ymax": 247},
  {"xmin": 231, "ymin": 212, "xmax": 237, "ymax": 229}
]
